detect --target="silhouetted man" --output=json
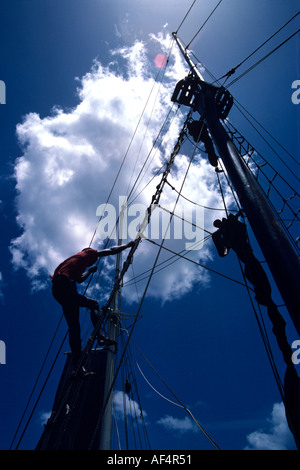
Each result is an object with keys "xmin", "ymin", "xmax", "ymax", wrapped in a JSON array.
[
  {"xmin": 187, "ymin": 120, "xmax": 218, "ymax": 167},
  {"xmin": 51, "ymin": 242, "xmax": 134, "ymax": 370},
  {"xmin": 212, "ymin": 213, "xmax": 272, "ymax": 305}
]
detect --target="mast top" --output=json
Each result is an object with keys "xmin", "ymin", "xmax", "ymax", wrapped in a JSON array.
[{"xmin": 171, "ymin": 32, "xmax": 233, "ymax": 120}]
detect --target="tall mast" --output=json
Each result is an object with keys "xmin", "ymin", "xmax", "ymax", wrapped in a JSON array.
[
  {"xmin": 172, "ymin": 33, "xmax": 300, "ymax": 336},
  {"xmin": 99, "ymin": 201, "xmax": 126, "ymax": 449}
]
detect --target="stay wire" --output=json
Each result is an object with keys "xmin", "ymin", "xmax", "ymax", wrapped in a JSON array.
[
  {"xmin": 129, "ymin": 336, "xmax": 221, "ymax": 450},
  {"xmin": 232, "ymin": 101, "xmax": 300, "ymax": 179},
  {"xmin": 9, "ymin": 315, "xmax": 64, "ymax": 449},
  {"xmin": 13, "ymin": 65, "xmax": 166, "ymax": 446},
  {"xmin": 156, "ymin": 203, "xmax": 212, "ymax": 235},
  {"xmin": 112, "ymin": 404, "xmax": 122, "ymax": 450},
  {"xmin": 125, "ymin": 37, "xmax": 176, "ymax": 200},
  {"xmin": 175, "ymin": 0, "xmax": 197, "ymax": 34},
  {"xmin": 100, "ymin": 111, "xmax": 193, "ymax": 315},
  {"xmin": 120, "ymin": 337, "xmax": 151, "ymax": 449},
  {"xmin": 185, "ymin": 38, "xmax": 300, "ymax": 173},
  {"xmin": 82, "ymin": 116, "xmax": 192, "ymax": 353},
  {"xmin": 89, "ymin": 115, "xmax": 193, "ymax": 449},
  {"xmin": 216, "ymin": 168, "xmax": 229, "ymax": 217},
  {"xmin": 234, "ymin": 101, "xmax": 300, "ymax": 168},
  {"xmin": 186, "ymin": 0, "xmax": 223, "ymax": 49},
  {"xmin": 84, "ymin": 117, "xmax": 181, "ymax": 336},
  {"xmin": 214, "ymin": 171, "xmax": 285, "ymax": 403},
  {"xmin": 178, "ymin": 22, "xmax": 299, "ymax": 178},
  {"xmin": 89, "ymin": 52, "xmax": 174, "ymax": 247},
  {"xmin": 165, "ymin": 179, "xmax": 238, "ymax": 212},
  {"xmin": 216, "ymin": 159, "xmax": 243, "ymax": 214},
  {"xmin": 226, "ymin": 28, "xmax": 300, "ymax": 88},
  {"xmin": 13, "ymin": 28, "xmax": 201, "ymax": 449},
  {"xmin": 126, "ymin": 158, "xmax": 247, "ymax": 290},
  {"xmin": 90, "ymin": 40, "xmax": 178, "ymax": 255},
  {"xmin": 120, "ymin": 361, "xmax": 129, "ymax": 449},
  {"xmin": 127, "ymin": 105, "xmax": 181, "ymax": 206},
  {"xmin": 146, "ymin": 238, "xmax": 250, "ymax": 289},
  {"xmin": 127, "ymin": 102, "xmax": 178, "ymax": 204},
  {"xmin": 88, "ymin": 238, "xmax": 165, "ymax": 449},
  {"xmin": 236, "ymin": 251, "xmax": 285, "ymax": 403},
  {"xmin": 14, "ymin": 329, "xmax": 69, "ymax": 450},
  {"xmin": 123, "ymin": 234, "xmax": 211, "ymax": 290},
  {"xmin": 221, "ymin": 11, "xmax": 300, "ymax": 82}
]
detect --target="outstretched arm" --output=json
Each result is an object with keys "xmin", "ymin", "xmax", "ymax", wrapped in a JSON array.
[
  {"xmin": 78, "ymin": 242, "xmax": 135, "ymax": 283},
  {"xmin": 77, "ymin": 265, "xmax": 98, "ymax": 283},
  {"xmin": 97, "ymin": 241, "xmax": 135, "ymax": 258}
]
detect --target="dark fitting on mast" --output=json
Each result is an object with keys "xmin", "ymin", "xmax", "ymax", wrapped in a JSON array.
[
  {"xmin": 172, "ymin": 32, "xmax": 300, "ymax": 338},
  {"xmin": 171, "ymin": 73, "xmax": 233, "ymax": 120}
]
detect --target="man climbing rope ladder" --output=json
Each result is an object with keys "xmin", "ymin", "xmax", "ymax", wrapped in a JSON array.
[{"xmin": 51, "ymin": 242, "xmax": 134, "ymax": 372}]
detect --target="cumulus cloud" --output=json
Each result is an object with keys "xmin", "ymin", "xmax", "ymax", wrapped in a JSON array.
[
  {"xmin": 39, "ymin": 411, "xmax": 51, "ymax": 426},
  {"xmin": 157, "ymin": 414, "xmax": 198, "ymax": 434},
  {"xmin": 113, "ymin": 390, "xmax": 147, "ymax": 422},
  {"xmin": 10, "ymin": 32, "xmax": 231, "ymax": 301},
  {"xmin": 245, "ymin": 402, "xmax": 296, "ymax": 450}
]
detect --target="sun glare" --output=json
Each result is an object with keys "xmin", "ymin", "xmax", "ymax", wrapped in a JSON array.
[{"xmin": 154, "ymin": 53, "xmax": 167, "ymax": 68}]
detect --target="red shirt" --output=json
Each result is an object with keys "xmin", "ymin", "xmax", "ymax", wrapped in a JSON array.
[{"xmin": 52, "ymin": 249, "xmax": 98, "ymax": 282}]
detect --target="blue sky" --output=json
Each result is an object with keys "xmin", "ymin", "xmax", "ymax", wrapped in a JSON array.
[{"xmin": 0, "ymin": 0, "xmax": 299, "ymax": 451}]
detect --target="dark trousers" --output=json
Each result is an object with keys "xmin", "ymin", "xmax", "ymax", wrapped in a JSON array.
[{"xmin": 52, "ymin": 275, "xmax": 100, "ymax": 366}]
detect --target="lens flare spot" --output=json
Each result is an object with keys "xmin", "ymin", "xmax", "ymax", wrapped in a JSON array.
[{"xmin": 154, "ymin": 53, "xmax": 167, "ymax": 69}]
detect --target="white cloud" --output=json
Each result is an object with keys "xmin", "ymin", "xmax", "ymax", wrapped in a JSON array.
[
  {"xmin": 113, "ymin": 390, "xmax": 147, "ymax": 422},
  {"xmin": 39, "ymin": 411, "xmax": 51, "ymax": 426},
  {"xmin": 10, "ymin": 32, "xmax": 231, "ymax": 302},
  {"xmin": 245, "ymin": 402, "xmax": 296, "ymax": 450},
  {"xmin": 157, "ymin": 414, "xmax": 198, "ymax": 434}
]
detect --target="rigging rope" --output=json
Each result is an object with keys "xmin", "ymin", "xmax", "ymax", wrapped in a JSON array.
[
  {"xmin": 231, "ymin": 101, "xmax": 300, "ymax": 182},
  {"xmin": 221, "ymin": 11, "xmax": 300, "ymax": 83},
  {"xmin": 125, "ymin": 38, "xmax": 176, "ymax": 200},
  {"xmin": 186, "ymin": 0, "xmax": 223, "ymax": 49},
  {"xmin": 184, "ymin": 34, "xmax": 300, "ymax": 174},
  {"xmin": 11, "ymin": 36, "xmax": 178, "ymax": 450},
  {"xmin": 14, "ymin": 5, "xmax": 300, "ymax": 448},
  {"xmin": 87, "ymin": 7, "xmax": 299, "ymax": 450},
  {"xmin": 165, "ymin": 179, "xmax": 238, "ymax": 212},
  {"xmin": 89, "ymin": 113, "xmax": 195, "ymax": 448},
  {"xmin": 120, "ymin": 336, "xmax": 151, "ymax": 449},
  {"xmin": 123, "ymin": 232, "xmax": 211, "ymax": 290},
  {"xmin": 145, "ymin": 238, "xmax": 250, "ymax": 289},
  {"xmin": 128, "ymin": 335, "xmax": 221, "ymax": 450},
  {"xmin": 89, "ymin": 40, "xmax": 175, "ymax": 247},
  {"xmin": 222, "ymin": 119, "xmax": 300, "ymax": 252},
  {"xmin": 226, "ymin": 28, "xmax": 300, "ymax": 88},
  {"xmin": 212, "ymin": 166, "xmax": 288, "ymax": 410},
  {"xmin": 126, "ymin": 103, "xmax": 179, "ymax": 205},
  {"xmin": 175, "ymin": 0, "xmax": 197, "ymax": 34},
  {"xmin": 100, "ymin": 112, "xmax": 192, "ymax": 315},
  {"xmin": 232, "ymin": 99, "xmax": 300, "ymax": 169},
  {"xmin": 14, "ymin": 329, "xmax": 69, "ymax": 450},
  {"xmin": 9, "ymin": 315, "xmax": 64, "ymax": 449}
]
